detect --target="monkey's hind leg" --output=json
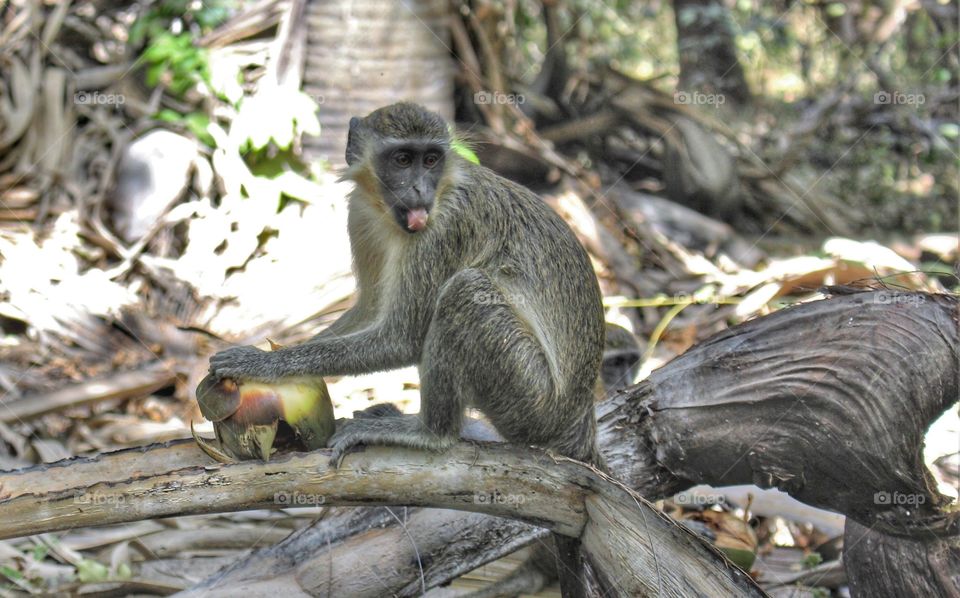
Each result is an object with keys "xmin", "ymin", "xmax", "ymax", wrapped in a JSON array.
[{"xmin": 421, "ymin": 269, "xmax": 590, "ymax": 598}]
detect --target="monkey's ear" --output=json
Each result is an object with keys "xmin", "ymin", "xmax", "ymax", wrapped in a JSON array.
[{"xmin": 345, "ymin": 117, "xmax": 363, "ymax": 166}]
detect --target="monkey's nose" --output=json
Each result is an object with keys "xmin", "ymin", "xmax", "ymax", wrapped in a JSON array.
[{"xmin": 406, "ymin": 208, "xmax": 429, "ymax": 232}]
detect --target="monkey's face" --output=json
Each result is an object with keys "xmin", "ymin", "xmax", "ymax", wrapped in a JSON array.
[
  {"xmin": 345, "ymin": 104, "xmax": 452, "ymax": 234},
  {"xmin": 372, "ymin": 141, "xmax": 446, "ymax": 233}
]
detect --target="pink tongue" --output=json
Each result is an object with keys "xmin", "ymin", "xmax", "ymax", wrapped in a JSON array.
[{"xmin": 406, "ymin": 208, "xmax": 428, "ymax": 231}]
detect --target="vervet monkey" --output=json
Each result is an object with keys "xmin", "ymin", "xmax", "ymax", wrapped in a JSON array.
[{"xmin": 209, "ymin": 102, "xmax": 606, "ymax": 597}]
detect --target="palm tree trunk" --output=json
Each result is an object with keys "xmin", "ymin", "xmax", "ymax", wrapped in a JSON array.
[{"xmin": 302, "ymin": 0, "xmax": 454, "ymax": 167}]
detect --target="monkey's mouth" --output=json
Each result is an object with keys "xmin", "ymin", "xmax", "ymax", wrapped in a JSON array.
[{"xmin": 396, "ymin": 206, "xmax": 429, "ymax": 233}]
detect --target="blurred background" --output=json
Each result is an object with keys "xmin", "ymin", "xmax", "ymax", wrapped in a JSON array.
[{"xmin": 0, "ymin": 0, "xmax": 957, "ymax": 595}]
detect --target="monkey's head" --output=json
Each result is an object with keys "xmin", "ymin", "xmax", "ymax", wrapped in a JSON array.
[{"xmin": 344, "ymin": 102, "xmax": 452, "ymax": 234}]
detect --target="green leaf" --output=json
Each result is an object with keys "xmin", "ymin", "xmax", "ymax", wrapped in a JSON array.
[
  {"xmin": 248, "ymin": 154, "xmax": 287, "ymax": 179},
  {"xmin": 32, "ymin": 544, "xmax": 48, "ymax": 561},
  {"xmin": 154, "ymin": 108, "xmax": 184, "ymax": 123},
  {"xmin": 169, "ymin": 77, "xmax": 192, "ymax": 95},
  {"xmin": 145, "ymin": 62, "xmax": 166, "ymax": 87},
  {"xmin": 178, "ymin": 55, "xmax": 200, "ymax": 72},
  {"xmin": 184, "ymin": 112, "xmax": 215, "ymax": 147},
  {"xmin": 719, "ymin": 546, "xmax": 756, "ymax": 570},
  {"xmin": 826, "ymin": 2, "xmax": 846, "ymax": 16},
  {"xmin": 129, "ymin": 19, "xmax": 148, "ymax": 46},
  {"xmin": 141, "ymin": 40, "xmax": 170, "ymax": 63},
  {"xmin": 938, "ymin": 123, "xmax": 959, "ymax": 140},
  {"xmin": 274, "ymin": 170, "xmax": 325, "ymax": 203},
  {"xmin": 196, "ymin": 5, "xmax": 230, "ymax": 29},
  {"xmin": 289, "ymin": 91, "xmax": 322, "ymax": 138},
  {"xmin": 77, "ymin": 559, "xmax": 109, "ymax": 583},
  {"xmin": 803, "ymin": 552, "xmax": 823, "ymax": 569},
  {"xmin": 0, "ymin": 566, "xmax": 23, "ymax": 581},
  {"xmin": 452, "ymin": 138, "xmax": 480, "ymax": 164}
]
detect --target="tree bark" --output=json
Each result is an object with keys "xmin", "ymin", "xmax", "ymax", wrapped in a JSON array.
[
  {"xmin": 844, "ymin": 518, "xmax": 960, "ymax": 598},
  {"xmin": 301, "ymin": 0, "xmax": 454, "ymax": 167},
  {"xmin": 616, "ymin": 289, "xmax": 958, "ymax": 538}
]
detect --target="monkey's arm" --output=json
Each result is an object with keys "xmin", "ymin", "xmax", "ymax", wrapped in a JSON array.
[{"xmin": 208, "ymin": 322, "xmax": 418, "ymax": 381}]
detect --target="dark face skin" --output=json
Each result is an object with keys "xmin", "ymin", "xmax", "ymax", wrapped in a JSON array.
[{"xmin": 373, "ymin": 141, "xmax": 446, "ymax": 233}]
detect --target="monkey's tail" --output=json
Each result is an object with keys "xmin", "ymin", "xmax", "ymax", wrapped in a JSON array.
[
  {"xmin": 466, "ymin": 413, "xmax": 605, "ymax": 598},
  {"xmin": 553, "ymin": 533, "xmax": 590, "ymax": 598},
  {"xmin": 464, "ymin": 534, "xmax": 592, "ymax": 598},
  {"xmin": 460, "ymin": 550, "xmax": 553, "ymax": 598}
]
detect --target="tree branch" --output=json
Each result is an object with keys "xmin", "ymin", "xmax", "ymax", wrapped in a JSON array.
[{"xmin": 0, "ymin": 442, "xmax": 763, "ymax": 597}]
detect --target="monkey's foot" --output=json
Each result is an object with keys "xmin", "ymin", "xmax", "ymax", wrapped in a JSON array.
[{"xmin": 327, "ymin": 415, "xmax": 456, "ymax": 468}]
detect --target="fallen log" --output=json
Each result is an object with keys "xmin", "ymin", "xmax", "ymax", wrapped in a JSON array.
[
  {"xmin": 844, "ymin": 518, "xmax": 960, "ymax": 598},
  {"xmin": 0, "ymin": 442, "xmax": 763, "ymax": 597},
  {"xmin": 615, "ymin": 289, "xmax": 958, "ymax": 538}
]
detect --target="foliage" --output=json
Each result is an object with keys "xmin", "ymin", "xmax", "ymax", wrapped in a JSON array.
[
  {"xmin": 129, "ymin": 0, "xmax": 232, "ymax": 45},
  {"xmin": 130, "ymin": 0, "xmax": 231, "ymax": 146},
  {"xmin": 510, "ymin": 0, "xmax": 676, "ymax": 81},
  {"xmin": 224, "ymin": 86, "xmax": 323, "ymax": 206},
  {"xmin": 131, "ymin": 0, "xmax": 233, "ymax": 97},
  {"xmin": 803, "ymin": 551, "xmax": 823, "ymax": 569},
  {"xmin": 76, "ymin": 559, "xmax": 110, "ymax": 583},
  {"xmin": 141, "ymin": 32, "xmax": 210, "ymax": 97},
  {"xmin": 128, "ymin": 0, "xmax": 325, "ymax": 208},
  {"xmin": 231, "ymin": 88, "xmax": 321, "ymax": 154},
  {"xmin": 155, "ymin": 109, "xmax": 214, "ymax": 146}
]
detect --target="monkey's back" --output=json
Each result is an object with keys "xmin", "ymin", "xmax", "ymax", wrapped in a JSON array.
[{"xmin": 443, "ymin": 164, "xmax": 605, "ymax": 403}]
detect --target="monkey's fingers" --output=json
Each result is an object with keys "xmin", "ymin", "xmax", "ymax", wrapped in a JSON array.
[{"xmin": 208, "ymin": 345, "xmax": 271, "ymax": 380}]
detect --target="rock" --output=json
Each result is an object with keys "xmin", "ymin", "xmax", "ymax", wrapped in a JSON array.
[{"xmin": 111, "ymin": 129, "xmax": 198, "ymax": 243}]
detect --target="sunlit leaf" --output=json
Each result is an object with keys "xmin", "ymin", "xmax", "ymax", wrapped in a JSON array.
[
  {"xmin": 77, "ymin": 559, "xmax": 109, "ymax": 583},
  {"xmin": 452, "ymin": 138, "xmax": 480, "ymax": 164},
  {"xmin": 154, "ymin": 108, "xmax": 183, "ymax": 123},
  {"xmin": 184, "ymin": 112, "xmax": 215, "ymax": 147}
]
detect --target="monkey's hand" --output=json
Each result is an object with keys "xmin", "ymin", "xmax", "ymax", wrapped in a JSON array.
[
  {"xmin": 328, "ymin": 415, "xmax": 456, "ymax": 467},
  {"xmin": 208, "ymin": 345, "xmax": 281, "ymax": 381}
]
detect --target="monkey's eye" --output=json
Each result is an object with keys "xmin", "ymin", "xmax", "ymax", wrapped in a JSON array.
[
  {"xmin": 393, "ymin": 151, "xmax": 413, "ymax": 168},
  {"xmin": 423, "ymin": 152, "xmax": 440, "ymax": 168}
]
